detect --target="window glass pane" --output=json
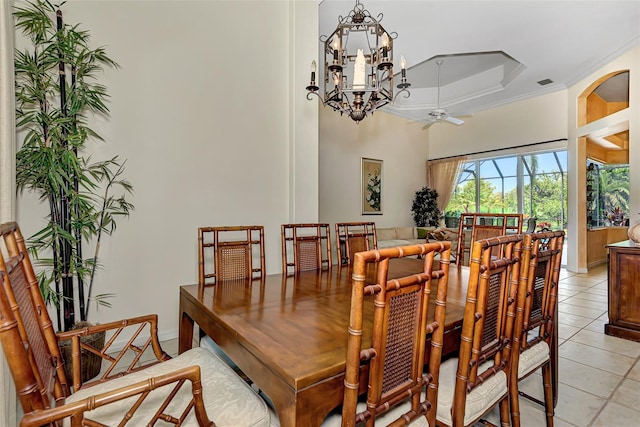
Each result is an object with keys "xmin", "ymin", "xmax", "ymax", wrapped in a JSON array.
[
  {"xmin": 493, "ymin": 157, "xmax": 517, "ymax": 177},
  {"xmin": 479, "ymin": 160, "xmax": 499, "ymax": 178},
  {"xmin": 503, "ymin": 177, "xmax": 518, "ymax": 212},
  {"xmin": 447, "ymin": 178, "xmax": 476, "ymax": 214},
  {"xmin": 524, "ymin": 153, "xmax": 561, "ymax": 174},
  {"xmin": 555, "ymin": 151, "xmax": 567, "ymax": 172},
  {"xmin": 478, "ymin": 179, "xmax": 502, "ymax": 212}
]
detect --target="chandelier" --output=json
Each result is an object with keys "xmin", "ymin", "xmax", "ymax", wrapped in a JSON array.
[{"xmin": 306, "ymin": 0, "xmax": 410, "ymax": 123}]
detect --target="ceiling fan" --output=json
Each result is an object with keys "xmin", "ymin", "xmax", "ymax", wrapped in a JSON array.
[{"xmin": 423, "ymin": 60, "xmax": 465, "ymax": 127}]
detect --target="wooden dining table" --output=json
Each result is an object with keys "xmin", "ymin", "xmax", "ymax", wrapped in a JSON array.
[{"xmin": 179, "ymin": 258, "xmax": 470, "ymax": 426}]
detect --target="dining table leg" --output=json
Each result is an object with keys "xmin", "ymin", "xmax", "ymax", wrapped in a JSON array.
[{"xmin": 179, "ymin": 306, "xmax": 195, "ymax": 354}]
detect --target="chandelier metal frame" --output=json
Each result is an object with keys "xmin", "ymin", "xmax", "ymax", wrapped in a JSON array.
[{"xmin": 306, "ymin": 0, "xmax": 410, "ymax": 123}]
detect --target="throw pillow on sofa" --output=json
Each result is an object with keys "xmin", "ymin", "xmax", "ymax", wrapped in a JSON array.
[{"xmin": 395, "ymin": 227, "xmax": 415, "ymax": 240}]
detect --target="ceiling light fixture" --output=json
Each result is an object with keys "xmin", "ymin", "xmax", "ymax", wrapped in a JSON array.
[{"xmin": 306, "ymin": 0, "xmax": 410, "ymax": 123}]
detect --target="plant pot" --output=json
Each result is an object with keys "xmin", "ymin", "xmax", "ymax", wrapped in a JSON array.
[{"xmin": 60, "ymin": 330, "xmax": 106, "ymax": 383}]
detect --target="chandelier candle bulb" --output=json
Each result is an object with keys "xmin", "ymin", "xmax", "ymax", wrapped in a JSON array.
[
  {"xmin": 400, "ymin": 55, "xmax": 407, "ymax": 78},
  {"xmin": 310, "ymin": 60, "xmax": 316, "ymax": 83},
  {"xmin": 381, "ymin": 33, "xmax": 390, "ymax": 59},
  {"xmin": 353, "ymin": 49, "xmax": 366, "ymax": 89}
]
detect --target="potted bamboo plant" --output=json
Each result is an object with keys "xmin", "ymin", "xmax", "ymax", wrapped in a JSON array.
[{"xmin": 14, "ymin": 0, "xmax": 133, "ymax": 380}]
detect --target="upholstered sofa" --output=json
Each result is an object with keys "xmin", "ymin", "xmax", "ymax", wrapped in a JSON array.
[{"xmin": 376, "ymin": 226, "xmax": 459, "ymax": 256}]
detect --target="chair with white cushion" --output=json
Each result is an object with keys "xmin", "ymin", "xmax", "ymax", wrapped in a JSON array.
[
  {"xmin": 0, "ymin": 221, "xmax": 271, "ymax": 427},
  {"xmin": 324, "ymin": 241, "xmax": 452, "ymax": 427},
  {"xmin": 510, "ymin": 230, "xmax": 564, "ymax": 427},
  {"xmin": 436, "ymin": 234, "xmax": 522, "ymax": 427}
]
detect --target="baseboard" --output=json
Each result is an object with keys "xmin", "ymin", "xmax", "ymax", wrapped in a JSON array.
[{"xmin": 108, "ymin": 328, "xmax": 178, "ymax": 353}]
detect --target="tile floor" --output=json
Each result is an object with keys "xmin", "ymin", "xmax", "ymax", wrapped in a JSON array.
[
  {"xmin": 477, "ymin": 264, "xmax": 640, "ymax": 427},
  {"xmin": 152, "ymin": 264, "xmax": 640, "ymax": 426}
]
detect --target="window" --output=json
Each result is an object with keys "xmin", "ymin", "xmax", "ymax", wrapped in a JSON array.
[
  {"xmin": 586, "ymin": 160, "xmax": 629, "ymax": 228},
  {"xmin": 446, "ymin": 150, "xmax": 567, "ymax": 231}
]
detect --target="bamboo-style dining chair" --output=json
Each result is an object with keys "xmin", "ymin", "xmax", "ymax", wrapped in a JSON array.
[
  {"xmin": 436, "ymin": 234, "xmax": 523, "ymax": 427},
  {"xmin": 323, "ymin": 241, "xmax": 452, "ymax": 427},
  {"xmin": 510, "ymin": 230, "xmax": 565, "ymax": 427},
  {"xmin": 455, "ymin": 213, "xmax": 523, "ymax": 266},
  {"xmin": 335, "ymin": 221, "xmax": 377, "ymax": 265},
  {"xmin": 281, "ymin": 223, "xmax": 332, "ymax": 275},
  {"xmin": 198, "ymin": 225, "xmax": 266, "ymax": 289},
  {"xmin": 0, "ymin": 221, "xmax": 271, "ymax": 427}
]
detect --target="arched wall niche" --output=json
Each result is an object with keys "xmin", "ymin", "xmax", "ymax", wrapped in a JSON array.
[
  {"xmin": 578, "ymin": 70, "xmax": 630, "ymax": 127},
  {"xmin": 577, "ymin": 69, "xmax": 631, "ymax": 271}
]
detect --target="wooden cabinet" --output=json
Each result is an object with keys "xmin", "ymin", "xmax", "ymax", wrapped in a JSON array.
[{"xmin": 605, "ymin": 241, "xmax": 640, "ymax": 342}]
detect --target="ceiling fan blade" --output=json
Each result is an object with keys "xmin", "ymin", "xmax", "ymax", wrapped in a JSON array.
[
  {"xmin": 445, "ymin": 116, "xmax": 464, "ymax": 125},
  {"xmin": 422, "ymin": 121, "xmax": 436, "ymax": 130}
]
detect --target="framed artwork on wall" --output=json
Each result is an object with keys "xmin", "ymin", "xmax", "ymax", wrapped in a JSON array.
[{"xmin": 361, "ymin": 157, "xmax": 383, "ymax": 215}]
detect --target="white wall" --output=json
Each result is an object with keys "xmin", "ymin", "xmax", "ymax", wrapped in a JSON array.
[
  {"xmin": 427, "ymin": 90, "xmax": 568, "ymax": 159},
  {"xmin": 319, "ymin": 107, "xmax": 429, "ymax": 229},
  {"xmin": 15, "ymin": 0, "xmax": 318, "ymax": 339}
]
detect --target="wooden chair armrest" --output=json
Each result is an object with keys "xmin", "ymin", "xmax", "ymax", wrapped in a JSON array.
[
  {"xmin": 56, "ymin": 314, "xmax": 171, "ymax": 391},
  {"xmin": 19, "ymin": 365, "xmax": 213, "ymax": 427}
]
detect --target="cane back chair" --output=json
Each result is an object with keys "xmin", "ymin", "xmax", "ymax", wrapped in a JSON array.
[
  {"xmin": 197, "ymin": 226, "xmax": 266, "ymax": 378},
  {"xmin": 281, "ymin": 223, "xmax": 332, "ymax": 275},
  {"xmin": 436, "ymin": 234, "xmax": 523, "ymax": 427},
  {"xmin": 0, "ymin": 221, "xmax": 270, "ymax": 427},
  {"xmin": 455, "ymin": 213, "xmax": 523, "ymax": 266},
  {"xmin": 510, "ymin": 230, "xmax": 564, "ymax": 427},
  {"xmin": 323, "ymin": 241, "xmax": 451, "ymax": 427},
  {"xmin": 335, "ymin": 222, "xmax": 377, "ymax": 265},
  {"xmin": 198, "ymin": 225, "xmax": 265, "ymax": 289}
]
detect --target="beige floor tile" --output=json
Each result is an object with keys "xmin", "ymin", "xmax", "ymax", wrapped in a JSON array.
[
  {"xmin": 556, "ymin": 292, "xmax": 580, "ymax": 303},
  {"xmin": 570, "ymin": 329, "xmax": 640, "ymax": 358},
  {"xmin": 558, "ymin": 323, "xmax": 582, "ymax": 340},
  {"xmin": 557, "ymin": 357, "xmax": 623, "ymax": 398},
  {"xmin": 553, "ymin": 383, "xmax": 606, "ymax": 426},
  {"xmin": 559, "ymin": 323, "xmax": 582, "ymax": 340},
  {"xmin": 610, "ymin": 378, "xmax": 640, "ymax": 410},
  {"xmin": 559, "ymin": 270, "xmax": 575, "ymax": 280},
  {"xmin": 627, "ymin": 359, "xmax": 640, "ymax": 382},
  {"xmin": 557, "ymin": 282, "xmax": 595, "ymax": 293},
  {"xmin": 564, "ymin": 293, "xmax": 608, "ymax": 304},
  {"xmin": 580, "ymin": 287, "xmax": 608, "ymax": 296},
  {"xmin": 558, "ymin": 312, "xmax": 596, "ymax": 329},
  {"xmin": 517, "ymin": 371, "xmax": 544, "ymax": 401},
  {"xmin": 559, "ymin": 341, "xmax": 636, "ymax": 376},
  {"xmin": 590, "ymin": 401, "xmax": 640, "ymax": 427},
  {"xmin": 559, "ymin": 276, "xmax": 604, "ymax": 286},
  {"xmin": 558, "ymin": 302, "xmax": 606, "ymax": 319},
  {"xmin": 584, "ymin": 317, "xmax": 607, "ymax": 333}
]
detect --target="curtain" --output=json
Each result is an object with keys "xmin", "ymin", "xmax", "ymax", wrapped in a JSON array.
[
  {"xmin": 426, "ymin": 156, "xmax": 467, "ymax": 216},
  {"xmin": 0, "ymin": 0, "xmax": 17, "ymax": 425}
]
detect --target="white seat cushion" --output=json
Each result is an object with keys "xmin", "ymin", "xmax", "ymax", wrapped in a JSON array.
[
  {"xmin": 377, "ymin": 239, "xmax": 412, "ymax": 249},
  {"xmin": 66, "ymin": 347, "xmax": 271, "ymax": 426},
  {"xmin": 436, "ymin": 357, "xmax": 507, "ymax": 426},
  {"xmin": 518, "ymin": 341, "xmax": 550, "ymax": 378},
  {"xmin": 321, "ymin": 395, "xmax": 429, "ymax": 426}
]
